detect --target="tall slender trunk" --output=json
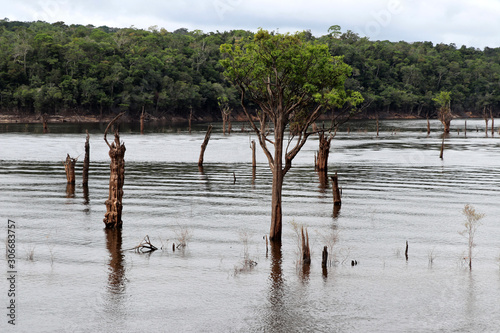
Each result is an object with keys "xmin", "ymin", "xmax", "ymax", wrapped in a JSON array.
[{"xmin": 270, "ymin": 118, "xmax": 284, "ymax": 241}]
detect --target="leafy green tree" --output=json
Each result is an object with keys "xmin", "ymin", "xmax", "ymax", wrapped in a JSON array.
[
  {"xmin": 220, "ymin": 29, "xmax": 362, "ymax": 241},
  {"xmin": 433, "ymin": 91, "xmax": 452, "ymax": 133}
]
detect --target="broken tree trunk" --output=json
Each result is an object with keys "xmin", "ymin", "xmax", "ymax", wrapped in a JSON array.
[
  {"xmin": 83, "ymin": 130, "xmax": 90, "ymax": 186},
  {"xmin": 140, "ymin": 106, "xmax": 145, "ymax": 135},
  {"xmin": 322, "ymin": 246, "xmax": 328, "ymax": 268},
  {"xmin": 251, "ymin": 140, "xmax": 256, "ymax": 169},
  {"xmin": 103, "ymin": 113, "xmax": 126, "ymax": 229},
  {"xmin": 198, "ymin": 125, "xmax": 213, "ymax": 167},
  {"xmin": 42, "ymin": 113, "xmax": 49, "ymax": 133},
  {"xmin": 331, "ymin": 172, "xmax": 341, "ymax": 206},
  {"xmin": 316, "ymin": 131, "xmax": 332, "ymax": 173},
  {"xmin": 301, "ymin": 227, "xmax": 311, "ymax": 265},
  {"xmin": 439, "ymin": 136, "xmax": 445, "ymax": 159},
  {"xmin": 64, "ymin": 154, "xmax": 76, "ymax": 184}
]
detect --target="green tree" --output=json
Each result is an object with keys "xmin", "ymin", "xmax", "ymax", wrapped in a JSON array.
[
  {"xmin": 433, "ymin": 91, "xmax": 452, "ymax": 133},
  {"xmin": 220, "ymin": 29, "xmax": 362, "ymax": 241}
]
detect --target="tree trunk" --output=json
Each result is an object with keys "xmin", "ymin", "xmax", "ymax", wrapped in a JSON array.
[
  {"xmin": 376, "ymin": 114, "xmax": 379, "ymax": 137},
  {"xmin": 270, "ymin": 119, "xmax": 284, "ymax": 241},
  {"xmin": 103, "ymin": 114, "xmax": 126, "ymax": 229},
  {"xmin": 64, "ymin": 154, "xmax": 76, "ymax": 184},
  {"xmin": 443, "ymin": 120, "xmax": 450, "ymax": 134},
  {"xmin": 427, "ymin": 116, "xmax": 430, "ymax": 135},
  {"xmin": 198, "ymin": 125, "xmax": 213, "ymax": 167},
  {"xmin": 83, "ymin": 130, "xmax": 90, "ymax": 186},
  {"xmin": 331, "ymin": 172, "xmax": 341, "ymax": 206}
]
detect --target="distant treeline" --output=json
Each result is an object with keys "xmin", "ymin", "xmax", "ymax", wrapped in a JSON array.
[{"xmin": 0, "ymin": 19, "xmax": 498, "ymax": 119}]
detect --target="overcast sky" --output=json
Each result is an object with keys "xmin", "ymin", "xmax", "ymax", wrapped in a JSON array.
[{"xmin": 3, "ymin": 0, "xmax": 499, "ymax": 48}]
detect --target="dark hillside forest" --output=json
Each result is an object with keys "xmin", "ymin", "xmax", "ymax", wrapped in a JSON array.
[{"xmin": 0, "ymin": 19, "xmax": 499, "ymax": 120}]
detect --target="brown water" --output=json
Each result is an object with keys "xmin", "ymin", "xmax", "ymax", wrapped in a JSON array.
[{"xmin": 1, "ymin": 119, "xmax": 500, "ymax": 332}]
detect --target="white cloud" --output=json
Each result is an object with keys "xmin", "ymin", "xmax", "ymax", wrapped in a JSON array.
[{"xmin": 2, "ymin": 0, "xmax": 499, "ymax": 48}]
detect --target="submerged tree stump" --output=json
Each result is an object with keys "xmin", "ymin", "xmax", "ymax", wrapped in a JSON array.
[
  {"xmin": 322, "ymin": 246, "xmax": 328, "ymax": 268},
  {"xmin": 103, "ymin": 113, "xmax": 126, "ymax": 229},
  {"xmin": 251, "ymin": 140, "xmax": 256, "ymax": 169},
  {"xmin": 140, "ymin": 107, "xmax": 145, "ymax": 135},
  {"xmin": 301, "ymin": 227, "xmax": 311, "ymax": 265},
  {"xmin": 42, "ymin": 113, "xmax": 49, "ymax": 133},
  {"xmin": 198, "ymin": 125, "xmax": 213, "ymax": 167},
  {"xmin": 64, "ymin": 154, "xmax": 77, "ymax": 184},
  {"xmin": 83, "ymin": 130, "xmax": 90, "ymax": 186},
  {"xmin": 316, "ymin": 131, "xmax": 332, "ymax": 172},
  {"xmin": 331, "ymin": 172, "xmax": 341, "ymax": 206}
]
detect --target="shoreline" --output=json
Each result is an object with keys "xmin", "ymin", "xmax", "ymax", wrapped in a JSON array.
[{"xmin": 0, "ymin": 110, "xmax": 476, "ymax": 124}]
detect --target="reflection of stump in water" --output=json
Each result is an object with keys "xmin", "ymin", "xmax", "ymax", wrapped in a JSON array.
[
  {"xmin": 318, "ymin": 171, "xmax": 328, "ymax": 191},
  {"xmin": 105, "ymin": 228, "xmax": 125, "ymax": 294},
  {"xmin": 103, "ymin": 113, "xmax": 126, "ymax": 229},
  {"xmin": 64, "ymin": 154, "xmax": 77, "ymax": 184},
  {"xmin": 83, "ymin": 184, "xmax": 89, "ymax": 205},
  {"xmin": 66, "ymin": 183, "xmax": 75, "ymax": 198},
  {"xmin": 333, "ymin": 204, "xmax": 341, "ymax": 219}
]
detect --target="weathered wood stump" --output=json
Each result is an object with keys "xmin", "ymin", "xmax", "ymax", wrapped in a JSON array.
[
  {"xmin": 198, "ymin": 125, "xmax": 213, "ymax": 167},
  {"xmin": 331, "ymin": 172, "xmax": 341, "ymax": 206},
  {"xmin": 64, "ymin": 154, "xmax": 76, "ymax": 184},
  {"xmin": 316, "ymin": 131, "xmax": 332, "ymax": 172},
  {"xmin": 103, "ymin": 113, "xmax": 126, "ymax": 229},
  {"xmin": 140, "ymin": 107, "xmax": 145, "ymax": 135},
  {"xmin": 322, "ymin": 246, "xmax": 328, "ymax": 268},
  {"xmin": 301, "ymin": 227, "xmax": 311, "ymax": 265},
  {"xmin": 251, "ymin": 140, "xmax": 256, "ymax": 169}
]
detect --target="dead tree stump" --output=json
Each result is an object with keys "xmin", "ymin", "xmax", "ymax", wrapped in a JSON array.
[
  {"xmin": 198, "ymin": 125, "xmax": 213, "ymax": 167},
  {"xmin": 316, "ymin": 131, "xmax": 332, "ymax": 172},
  {"xmin": 64, "ymin": 154, "xmax": 77, "ymax": 184},
  {"xmin": 42, "ymin": 113, "xmax": 49, "ymax": 133},
  {"xmin": 439, "ymin": 136, "xmax": 445, "ymax": 159},
  {"xmin": 251, "ymin": 140, "xmax": 256, "ymax": 169},
  {"xmin": 427, "ymin": 116, "xmax": 430, "ymax": 135},
  {"xmin": 140, "ymin": 107, "xmax": 145, "ymax": 135},
  {"xmin": 83, "ymin": 130, "xmax": 90, "ymax": 186},
  {"xmin": 322, "ymin": 246, "xmax": 328, "ymax": 268},
  {"xmin": 331, "ymin": 172, "xmax": 341, "ymax": 206},
  {"xmin": 301, "ymin": 227, "xmax": 311, "ymax": 265},
  {"xmin": 103, "ymin": 113, "xmax": 126, "ymax": 229}
]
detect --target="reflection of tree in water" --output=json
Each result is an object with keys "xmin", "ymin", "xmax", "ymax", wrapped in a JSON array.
[
  {"xmin": 105, "ymin": 228, "xmax": 126, "ymax": 294},
  {"xmin": 262, "ymin": 242, "xmax": 307, "ymax": 333}
]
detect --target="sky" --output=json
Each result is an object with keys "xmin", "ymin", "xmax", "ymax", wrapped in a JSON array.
[{"xmin": 3, "ymin": 0, "xmax": 500, "ymax": 49}]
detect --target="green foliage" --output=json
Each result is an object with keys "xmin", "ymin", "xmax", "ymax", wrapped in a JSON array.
[{"xmin": 0, "ymin": 19, "xmax": 499, "ymax": 118}]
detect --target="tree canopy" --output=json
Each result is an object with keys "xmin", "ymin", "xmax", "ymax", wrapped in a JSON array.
[{"xmin": 220, "ymin": 29, "xmax": 362, "ymax": 240}]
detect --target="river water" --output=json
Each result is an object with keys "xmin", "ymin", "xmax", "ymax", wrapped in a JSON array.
[{"xmin": 1, "ymin": 119, "xmax": 499, "ymax": 332}]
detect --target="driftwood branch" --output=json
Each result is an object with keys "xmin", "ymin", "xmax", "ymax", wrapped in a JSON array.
[
  {"xmin": 104, "ymin": 112, "xmax": 125, "ymax": 148},
  {"xmin": 127, "ymin": 235, "xmax": 158, "ymax": 253}
]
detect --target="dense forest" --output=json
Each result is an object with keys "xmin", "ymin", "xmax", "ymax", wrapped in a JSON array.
[{"xmin": 0, "ymin": 19, "xmax": 499, "ymax": 120}]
